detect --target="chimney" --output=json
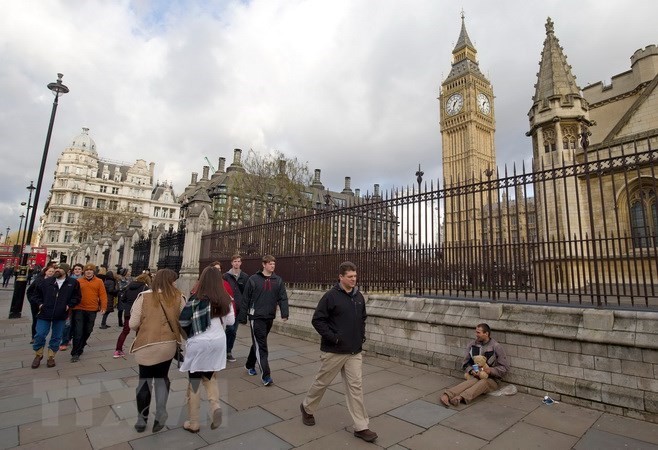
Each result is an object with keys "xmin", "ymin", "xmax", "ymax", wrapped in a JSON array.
[
  {"xmin": 191, "ymin": 172, "xmax": 198, "ymax": 184},
  {"xmin": 218, "ymin": 157, "xmax": 226, "ymax": 172},
  {"xmin": 373, "ymin": 183, "xmax": 381, "ymax": 199},
  {"xmin": 149, "ymin": 162, "xmax": 155, "ymax": 178},
  {"xmin": 342, "ymin": 176, "xmax": 353, "ymax": 195},
  {"xmin": 278, "ymin": 159, "xmax": 286, "ymax": 176},
  {"xmin": 201, "ymin": 165, "xmax": 210, "ymax": 181},
  {"xmin": 227, "ymin": 149, "xmax": 245, "ymax": 172},
  {"xmin": 311, "ymin": 169, "xmax": 324, "ymax": 189}
]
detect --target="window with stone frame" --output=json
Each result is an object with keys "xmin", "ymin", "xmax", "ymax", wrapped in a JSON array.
[
  {"xmin": 51, "ymin": 211, "xmax": 63, "ymax": 223},
  {"xmin": 562, "ymin": 124, "xmax": 578, "ymax": 150},
  {"xmin": 629, "ymin": 186, "xmax": 658, "ymax": 248},
  {"xmin": 100, "ymin": 185, "xmax": 107, "ymax": 193},
  {"xmin": 54, "ymin": 193, "xmax": 64, "ymax": 204},
  {"xmin": 109, "ymin": 200, "xmax": 118, "ymax": 210},
  {"xmin": 83, "ymin": 196, "xmax": 93, "ymax": 208},
  {"xmin": 66, "ymin": 212, "xmax": 76, "ymax": 224},
  {"xmin": 47, "ymin": 230, "xmax": 60, "ymax": 243},
  {"xmin": 63, "ymin": 231, "xmax": 73, "ymax": 243},
  {"xmin": 70, "ymin": 193, "xmax": 79, "ymax": 206}
]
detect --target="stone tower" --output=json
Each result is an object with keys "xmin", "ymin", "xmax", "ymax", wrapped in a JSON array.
[
  {"xmin": 440, "ymin": 14, "xmax": 496, "ymax": 244},
  {"xmin": 527, "ymin": 18, "xmax": 592, "ymax": 244}
]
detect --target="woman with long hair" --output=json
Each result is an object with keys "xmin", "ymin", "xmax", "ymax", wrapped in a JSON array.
[
  {"xmin": 179, "ymin": 265, "xmax": 235, "ymax": 433},
  {"xmin": 129, "ymin": 268, "xmax": 186, "ymax": 433}
]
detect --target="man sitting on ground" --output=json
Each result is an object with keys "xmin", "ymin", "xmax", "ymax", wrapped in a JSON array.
[{"xmin": 441, "ymin": 323, "xmax": 509, "ymax": 407}]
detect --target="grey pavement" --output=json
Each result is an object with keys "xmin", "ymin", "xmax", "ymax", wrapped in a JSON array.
[{"xmin": 1, "ymin": 283, "xmax": 658, "ymax": 449}]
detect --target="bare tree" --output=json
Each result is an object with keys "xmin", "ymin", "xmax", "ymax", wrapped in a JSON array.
[
  {"xmin": 220, "ymin": 150, "xmax": 313, "ymax": 228},
  {"xmin": 73, "ymin": 207, "xmax": 141, "ymax": 242}
]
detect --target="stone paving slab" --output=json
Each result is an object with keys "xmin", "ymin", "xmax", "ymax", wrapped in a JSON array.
[
  {"xmin": 522, "ymin": 401, "xmax": 603, "ymax": 437},
  {"xmin": 388, "ymin": 398, "xmax": 456, "ymax": 428},
  {"xmin": 483, "ymin": 421, "xmax": 579, "ymax": 449},
  {"xmin": 573, "ymin": 429, "xmax": 658, "ymax": 450},
  {"xmin": 204, "ymin": 427, "xmax": 292, "ymax": 449}
]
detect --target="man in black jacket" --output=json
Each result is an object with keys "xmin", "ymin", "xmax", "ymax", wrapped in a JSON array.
[
  {"xmin": 299, "ymin": 261, "xmax": 378, "ymax": 443},
  {"xmin": 238, "ymin": 254, "xmax": 288, "ymax": 386},
  {"xmin": 31, "ymin": 266, "xmax": 81, "ymax": 368},
  {"xmin": 223, "ymin": 254, "xmax": 249, "ymax": 362}
]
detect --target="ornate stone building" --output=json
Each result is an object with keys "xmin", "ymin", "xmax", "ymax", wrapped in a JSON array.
[{"xmin": 38, "ymin": 128, "xmax": 180, "ymax": 268}]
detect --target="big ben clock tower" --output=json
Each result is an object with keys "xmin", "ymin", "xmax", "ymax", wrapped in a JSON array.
[{"xmin": 440, "ymin": 13, "xmax": 496, "ymax": 244}]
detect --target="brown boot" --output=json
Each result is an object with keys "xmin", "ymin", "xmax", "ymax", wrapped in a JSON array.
[
  {"xmin": 31, "ymin": 348, "xmax": 44, "ymax": 369},
  {"xmin": 183, "ymin": 383, "xmax": 201, "ymax": 433},
  {"xmin": 202, "ymin": 373, "xmax": 222, "ymax": 430},
  {"xmin": 46, "ymin": 348, "xmax": 56, "ymax": 367}
]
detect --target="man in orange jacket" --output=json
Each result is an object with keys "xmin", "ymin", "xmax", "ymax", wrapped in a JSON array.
[{"xmin": 70, "ymin": 263, "xmax": 107, "ymax": 362}]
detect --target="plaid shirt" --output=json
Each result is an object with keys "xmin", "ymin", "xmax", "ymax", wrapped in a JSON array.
[{"xmin": 179, "ymin": 294, "xmax": 211, "ymax": 337}]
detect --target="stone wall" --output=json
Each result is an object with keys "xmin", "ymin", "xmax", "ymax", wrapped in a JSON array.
[{"xmin": 274, "ymin": 290, "xmax": 658, "ymax": 423}]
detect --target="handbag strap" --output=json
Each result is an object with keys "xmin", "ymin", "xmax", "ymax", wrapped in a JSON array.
[{"xmin": 158, "ymin": 299, "xmax": 180, "ymax": 342}]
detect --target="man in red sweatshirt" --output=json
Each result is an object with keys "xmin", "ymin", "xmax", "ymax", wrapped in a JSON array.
[{"xmin": 70, "ymin": 263, "xmax": 107, "ymax": 362}]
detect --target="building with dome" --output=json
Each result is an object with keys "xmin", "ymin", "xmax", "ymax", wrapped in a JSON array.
[{"xmin": 38, "ymin": 127, "xmax": 180, "ymax": 268}]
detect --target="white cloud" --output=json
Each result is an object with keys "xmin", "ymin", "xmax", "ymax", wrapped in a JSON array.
[{"xmin": 1, "ymin": 0, "xmax": 656, "ymax": 237}]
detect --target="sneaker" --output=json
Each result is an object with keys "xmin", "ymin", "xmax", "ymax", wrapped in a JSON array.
[
  {"xmin": 59, "ymin": 344, "xmax": 68, "ymax": 351},
  {"xmin": 354, "ymin": 429, "xmax": 378, "ymax": 442},
  {"xmin": 113, "ymin": 350, "xmax": 125, "ymax": 359},
  {"xmin": 226, "ymin": 353, "xmax": 236, "ymax": 362},
  {"xmin": 70, "ymin": 355, "xmax": 80, "ymax": 363},
  {"xmin": 99, "ymin": 324, "xmax": 110, "ymax": 329},
  {"xmin": 245, "ymin": 365, "xmax": 257, "ymax": 376},
  {"xmin": 262, "ymin": 376, "xmax": 273, "ymax": 386}
]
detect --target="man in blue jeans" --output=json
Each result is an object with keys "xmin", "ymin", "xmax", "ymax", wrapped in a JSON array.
[
  {"xmin": 31, "ymin": 266, "xmax": 81, "ymax": 368},
  {"xmin": 223, "ymin": 254, "xmax": 249, "ymax": 362}
]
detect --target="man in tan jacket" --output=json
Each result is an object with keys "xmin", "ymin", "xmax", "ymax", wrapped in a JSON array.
[{"xmin": 70, "ymin": 264, "xmax": 107, "ymax": 362}]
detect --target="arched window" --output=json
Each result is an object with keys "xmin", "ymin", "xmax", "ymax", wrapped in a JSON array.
[
  {"xmin": 629, "ymin": 187, "xmax": 658, "ymax": 248},
  {"xmin": 542, "ymin": 128, "xmax": 556, "ymax": 153},
  {"xmin": 562, "ymin": 124, "xmax": 578, "ymax": 150}
]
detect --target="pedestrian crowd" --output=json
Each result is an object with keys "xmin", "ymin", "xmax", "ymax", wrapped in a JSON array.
[{"xmin": 23, "ymin": 254, "xmax": 511, "ymax": 444}]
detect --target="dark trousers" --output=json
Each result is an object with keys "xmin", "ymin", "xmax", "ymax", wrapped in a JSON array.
[
  {"xmin": 30, "ymin": 301, "xmax": 40, "ymax": 339},
  {"xmin": 246, "ymin": 318, "xmax": 274, "ymax": 378},
  {"xmin": 71, "ymin": 310, "xmax": 97, "ymax": 357},
  {"xmin": 116, "ymin": 313, "xmax": 131, "ymax": 351},
  {"xmin": 2, "ymin": 275, "xmax": 10, "ymax": 287},
  {"xmin": 136, "ymin": 359, "xmax": 172, "ymax": 418},
  {"xmin": 226, "ymin": 322, "xmax": 239, "ymax": 353}
]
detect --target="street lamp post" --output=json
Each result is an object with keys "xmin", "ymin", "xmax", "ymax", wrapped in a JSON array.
[
  {"xmin": 415, "ymin": 165, "xmax": 424, "ymax": 295},
  {"xmin": 20, "ymin": 183, "xmax": 36, "ymax": 251},
  {"xmin": 4, "ymin": 227, "xmax": 9, "ymax": 244},
  {"xmin": 9, "ymin": 74, "xmax": 69, "ymax": 319},
  {"xmin": 17, "ymin": 214, "xmax": 25, "ymax": 246}
]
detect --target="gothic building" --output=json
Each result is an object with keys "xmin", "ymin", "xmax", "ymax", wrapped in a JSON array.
[
  {"xmin": 38, "ymin": 128, "xmax": 180, "ymax": 268},
  {"xmin": 439, "ymin": 15, "xmax": 496, "ymax": 244}
]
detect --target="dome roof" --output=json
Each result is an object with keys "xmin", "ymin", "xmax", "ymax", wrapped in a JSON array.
[{"xmin": 69, "ymin": 127, "xmax": 97, "ymax": 154}]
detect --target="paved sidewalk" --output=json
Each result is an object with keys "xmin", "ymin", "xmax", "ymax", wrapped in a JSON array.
[{"xmin": 1, "ymin": 284, "xmax": 658, "ymax": 449}]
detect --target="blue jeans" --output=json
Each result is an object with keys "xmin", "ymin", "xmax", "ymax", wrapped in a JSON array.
[
  {"xmin": 33, "ymin": 319, "xmax": 66, "ymax": 353},
  {"xmin": 226, "ymin": 322, "xmax": 238, "ymax": 353},
  {"xmin": 61, "ymin": 316, "xmax": 71, "ymax": 345}
]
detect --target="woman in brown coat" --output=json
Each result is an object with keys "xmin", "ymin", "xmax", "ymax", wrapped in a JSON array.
[{"xmin": 129, "ymin": 268, "xmax": 186, "ymax": 433}]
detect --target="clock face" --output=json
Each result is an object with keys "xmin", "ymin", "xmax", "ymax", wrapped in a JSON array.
[
  {"xmin": 477, "ymin": 93, "xmax": 491, "ymax": 115},
  {"xmin": 446, "ymin": 93, "xmax": 463, "ymax": 116}
]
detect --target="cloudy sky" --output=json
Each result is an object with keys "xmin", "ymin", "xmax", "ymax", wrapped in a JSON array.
[{"xmin": 1, "ymin": 0, "xmax": 656, "ymax": 242}]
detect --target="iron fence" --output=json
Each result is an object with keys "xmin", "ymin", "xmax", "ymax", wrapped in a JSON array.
[
  {"xmin": 201, "ymin": 133, "xmax": 658, "ymax": 310},
  {"xmin": 131, "ymin": 234, "xmax": 151, "ymax": 275},
  {"xmin": 157, "ymin": 226, "xmax": 185, "ymax": 273}
]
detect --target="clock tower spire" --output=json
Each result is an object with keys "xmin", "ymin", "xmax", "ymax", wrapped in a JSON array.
[{"xmin": 439, "ymin": 13, "xmax": 496, "ymax": 244}]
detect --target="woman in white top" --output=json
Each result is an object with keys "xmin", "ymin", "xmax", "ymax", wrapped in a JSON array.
[{"xmin": 178, "ymin": 265, "xmax": 235, "ymax": 433}]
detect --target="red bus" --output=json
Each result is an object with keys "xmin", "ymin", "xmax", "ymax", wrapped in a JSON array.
[{"xmin": 0, "ymin": 245, "xmax": 48, "ymax": 271}]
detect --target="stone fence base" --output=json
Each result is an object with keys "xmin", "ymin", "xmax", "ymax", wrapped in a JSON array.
[{"xmin": 272, "ymin": 290, "xmax": 658, "ymax": 423}]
